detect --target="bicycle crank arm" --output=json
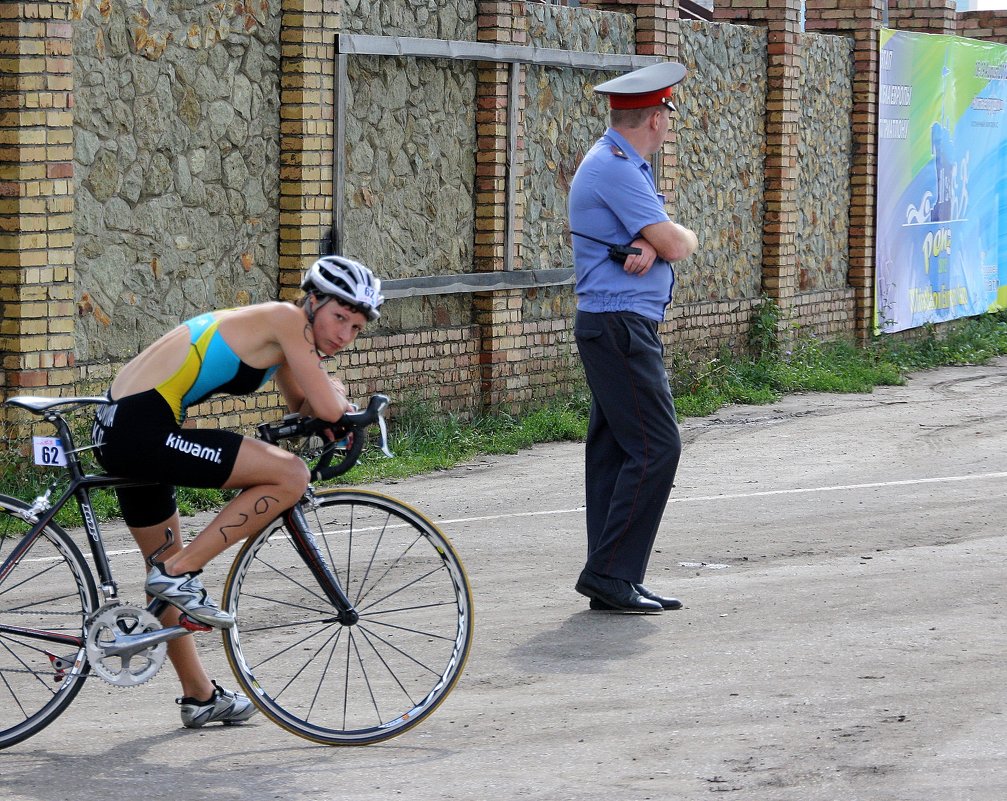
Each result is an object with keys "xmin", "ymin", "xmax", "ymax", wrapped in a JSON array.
[{"xmin": 96, "ymin": 624, "xmax": 193, "ymax": 659}]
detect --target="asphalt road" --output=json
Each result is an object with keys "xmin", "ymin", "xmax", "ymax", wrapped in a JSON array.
[{"xmin": 2, "ymin": 359, "xmax": 1006, "ymax": 800}]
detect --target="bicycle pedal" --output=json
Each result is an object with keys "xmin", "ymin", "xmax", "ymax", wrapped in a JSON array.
[{"xmin": 178, "ymin": 614, "xmax": 213, "ymax": 633}]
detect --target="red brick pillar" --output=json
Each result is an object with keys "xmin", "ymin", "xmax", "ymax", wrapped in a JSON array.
[
  {"xmin": 715, "ymin": 1, "xmax": 804, "ymax": 336},
  {"xmin": 958, "ymin": 11, "xmax": 1007, "ymax": 40},
  {"xmin": 889, "ymin": 0, "xmax": 956, "ymax": 36},
  {"xmin": 0, "ymin": 0, "xmax": 76, "ymax": 401},
  {"xmin": 636, "ymin": 0, "xmax": 682, "ymax": 212},
  {"xmin": 474, "ymin": 2, "xmax": 528, "ymax": 413},
  {"xmin": 805, "ymin": 0, "xmax": 886, "ymax": 342}
]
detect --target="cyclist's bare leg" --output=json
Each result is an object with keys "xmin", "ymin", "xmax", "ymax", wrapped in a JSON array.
[
  {"xmin": 128, "ymin": 512, "xmax": 214, "ymax": 700},
  {"xmin": 163, "ymin": 438, "xmax": 309, "ymax": 576}
]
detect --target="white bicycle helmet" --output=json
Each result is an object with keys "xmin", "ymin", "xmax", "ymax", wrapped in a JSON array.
[{"xmin": 301, "ymin": 255, "xmax": 384, "ymax": 321}]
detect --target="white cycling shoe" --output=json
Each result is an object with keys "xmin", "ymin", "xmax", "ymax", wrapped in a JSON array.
[
  {"xmin": 145, "ymin": 561, "xmax": 235, "ymax": 629},
  {"xmin": 178, "ymin": 680, "xmax": 256, "ymax": 728}
]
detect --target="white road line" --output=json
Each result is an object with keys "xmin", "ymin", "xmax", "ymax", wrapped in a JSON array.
[
  {"xmin": 19, "ymin": 471, "xmax": 1007, "ymax": 564},
  {"xmin": 434, "ymin": 470, "xmax": 1007, "ymax": 526}
]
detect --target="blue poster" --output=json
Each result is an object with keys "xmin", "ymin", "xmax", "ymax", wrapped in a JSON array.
[{"xmin": 875, "ymin": 29, "xmax": 1007, "ymax": 333}]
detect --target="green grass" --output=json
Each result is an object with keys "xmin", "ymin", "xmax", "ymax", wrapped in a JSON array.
[
  {"xmin": 345, "ymin": 392, "xmax": 591, "ymax": 483},
  {"xmin": 4, "ymin": 305, "xmax": 1007, "ymax": 524}
]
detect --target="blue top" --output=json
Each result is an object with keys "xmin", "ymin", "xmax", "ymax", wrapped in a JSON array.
[{"xmin": 568, "ymin": 128, "xmax": 674, "ymax": 321}]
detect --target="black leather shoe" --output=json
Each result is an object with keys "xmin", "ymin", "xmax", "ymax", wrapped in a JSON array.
[
  {"xmin": 575, "ymin": 569, "xmax": 662, "ymax": 613},
  {"xmin": 632, "ymin": 584, "xmax": 683, "ymax": 610},
  {"xmin": 589, "ymin": 584, "xmax": 683, "ymax": 611}
]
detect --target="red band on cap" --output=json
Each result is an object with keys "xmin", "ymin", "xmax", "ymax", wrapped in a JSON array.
[{"xmin": 609, "ymin": 88, "xmax": 674, "ymax": 110}]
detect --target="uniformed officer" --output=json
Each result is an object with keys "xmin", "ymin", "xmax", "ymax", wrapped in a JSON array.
[{"xmin": 568, "ymin": 61, "xmax": 699, "ymax": 613}]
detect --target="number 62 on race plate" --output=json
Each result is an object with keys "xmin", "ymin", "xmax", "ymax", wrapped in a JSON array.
[{"xmin": 32, "ymin": 436, "xmax": 67, "ymax": 467}]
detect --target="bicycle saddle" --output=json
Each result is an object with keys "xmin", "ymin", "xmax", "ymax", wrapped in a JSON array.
[{"xmin": 4, "ymin": 395, "xmax": 111, "ymax": 414}]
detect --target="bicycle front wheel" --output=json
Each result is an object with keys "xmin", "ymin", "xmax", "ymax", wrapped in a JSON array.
[
  {"xmin": 221, "ymin": 489, "xmax": 473, "ymax": 745},
  {"xmin": 0, "ymin": 495, "xmax": 98, "ymax": 748}
]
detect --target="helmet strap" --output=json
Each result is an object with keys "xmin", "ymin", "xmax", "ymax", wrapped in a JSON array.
[
  {"xmin": 304, "ymin": 294, "xmax": 334, "ymax": 360},
  {"xmin": 304, "ymin": 292, "xmax": 332, "ymax": 324}
]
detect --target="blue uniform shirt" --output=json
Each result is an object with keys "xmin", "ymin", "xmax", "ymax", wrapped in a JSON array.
[{"xmin": 568, "ymin": 128, "xmax": 673, "ymax": 321}]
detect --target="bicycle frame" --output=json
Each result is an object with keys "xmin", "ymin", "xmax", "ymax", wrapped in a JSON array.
[{"xmin": 0, "ymin": 399, "xmax": 360, "ymax": 636}]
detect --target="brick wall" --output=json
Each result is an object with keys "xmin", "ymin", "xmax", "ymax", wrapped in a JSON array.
[
  {"xmin": 889, "ymin": 0, "xmax": 956, "ymax": 35},
  {"xmin": 277, "ymin": 0, "xmax": 341, "ymax": 302},
  {"xmin": 958, "ymin": 9, "xmax": 1007, "ymax": 38}
]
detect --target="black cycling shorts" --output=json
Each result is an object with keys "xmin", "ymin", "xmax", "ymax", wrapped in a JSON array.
[{"xmin": 92, "ymin": 389, "xmax": 244, "ymax": 528}]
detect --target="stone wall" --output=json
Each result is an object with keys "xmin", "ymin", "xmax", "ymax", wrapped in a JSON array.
[
  {"xmin": 341, "ymin": 58, "xmax": 477, "ymax": 282},
  {"xmin": 71, "ymin": 0, "xmax": 282, "ymax": 365},
  {"xmin": 340, "ymin": 0, "xmax": 477, "ymax": 282},
  {"xmin": 515, "ymin": 4, "xmax": 638, "ymax": 398},
  {"xmin": 796, "ymin": 32, "xmax": 854, "ymax": 295},
  {"xmin": 522, "ymin": 4, "xmax": 634, "ymax": 275},
  {"xmin": 333, "ymin": 0, "xmax": 483, "ymax": 412},
  {"xmin": 675, "ymin": 21, "xmax": 766, "ymax": 306}
]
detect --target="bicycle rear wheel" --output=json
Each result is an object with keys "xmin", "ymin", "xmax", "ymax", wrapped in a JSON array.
[
  {"xmin": 0, "ymin": 494, "xmax": 98, "ymax": 748},
  {"xmin": 221, "ymin": 488, "xmax": 473, "ymax": 745}
]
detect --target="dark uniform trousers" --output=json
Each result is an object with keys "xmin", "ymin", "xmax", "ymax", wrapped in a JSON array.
[{"xmin": 574, "ymin": 309, "xmax": 682, "ymax": 583}]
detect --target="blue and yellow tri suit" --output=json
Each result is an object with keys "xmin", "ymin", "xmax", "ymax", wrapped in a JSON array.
[{"xmin": 156, "ymin": 312, "xmax": 279, "ymax": 423}]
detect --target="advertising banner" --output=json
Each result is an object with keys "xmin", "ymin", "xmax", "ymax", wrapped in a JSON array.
[{"xmin": 875, "ymin": 29, "xmax": 1007, "ymax": 334}]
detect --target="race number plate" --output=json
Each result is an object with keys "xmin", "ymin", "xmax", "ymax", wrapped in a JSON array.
[{"xmin": 32, "ymin": 436, "xmax": 67, "ymax": 467}]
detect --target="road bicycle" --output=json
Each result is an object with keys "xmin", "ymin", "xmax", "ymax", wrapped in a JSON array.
[{"xmin": 0, "ymin": 393, "xmax": 473, "ymax": 748}]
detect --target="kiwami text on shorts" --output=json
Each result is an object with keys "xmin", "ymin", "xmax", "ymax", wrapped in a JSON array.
[{"xmin": 165, "ymin": 433, "xmax": 223, "ymax": 464}]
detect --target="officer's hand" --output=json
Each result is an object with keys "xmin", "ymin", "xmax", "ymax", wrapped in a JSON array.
[{"xmin": 623, "ymin": 238, "xmax": 658, "ymax": 276}]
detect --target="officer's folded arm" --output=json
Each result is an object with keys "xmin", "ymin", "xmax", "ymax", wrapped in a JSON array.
[{"xmin": 641, "ymin": 220, "xmax": 699, "ymax": 262}]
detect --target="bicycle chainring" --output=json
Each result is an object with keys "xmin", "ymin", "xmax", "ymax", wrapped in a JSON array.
[{"xmin": 85, "ymin": 604, "xmax": 167, "ymax": 688}]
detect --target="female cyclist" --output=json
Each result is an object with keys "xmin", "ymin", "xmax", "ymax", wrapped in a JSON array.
[{"xmin": 91, "ymin": 255, "xmax": 384, "ymax": 728}]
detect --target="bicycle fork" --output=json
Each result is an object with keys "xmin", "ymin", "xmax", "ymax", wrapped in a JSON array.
[{"xmin": 285, "ymin": 504, "xmax": 359, "ymax": 626}]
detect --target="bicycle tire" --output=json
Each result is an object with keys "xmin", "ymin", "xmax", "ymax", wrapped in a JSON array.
[
  {"xmin": 221, "ymin": 488, "xmax": 473, "ymax": 745},
  {"xmin": 0, "ymin": 494, "xmax": 99, "ymax": 748}
]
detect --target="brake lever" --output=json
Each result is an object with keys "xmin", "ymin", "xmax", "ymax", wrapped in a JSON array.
[
  {"xmin": 376, "ymin": 412, "xmax": 394, "ymax": 458},
  {"xmin": 337, "ymin": 394, "xmax": 394, "ymax": 458}
]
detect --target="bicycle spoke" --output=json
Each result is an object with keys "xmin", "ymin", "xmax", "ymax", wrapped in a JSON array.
[
  {"xmin": 0, "ymin": 640, "xmax": 59, "ymax": 692},
  {"xmin": 1, "ymin": 559, "xmax": 67, "ymax": 599},
  {"xmin": 353, "ymin": 531, "xmax": 428, "ymax": 609},
  {"xmin": 356, "ymin": 562, "xmax": 450, "ymax": 614},
  {"xmin": 273, "ymin": 626, "xmax": 343, "ymax": 700},
  {"xmin": 237, "ymin": 591, "xmax": 333, "ymax": 618},
  {"xmin": 246, "ymin": 620, "xmax": 341, "ymax": 674},
  {"xmin": 354, "ymin": 622, "xmax": 450, "ymax": 677},
  {"xmin": 0, "ymin": 670, "xmax": 32, "ymax": 719},
  {"xmin": 354, "ymin": 625, "xmax": 429, "ymax": 699},
  {"xmin": 348, "ymin": 630, "xmax": 382, "ymax": 724},
  {"xmin": 251, "ymin": 552, "xmax": 333, "ymax": 607},
  {"xmin": 357, "ymin": 614, "xmax": 462, "ymax": 642},
  {"xmin": 350, "ymin": 509, "xmax": 391, "ymax": 608}
]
